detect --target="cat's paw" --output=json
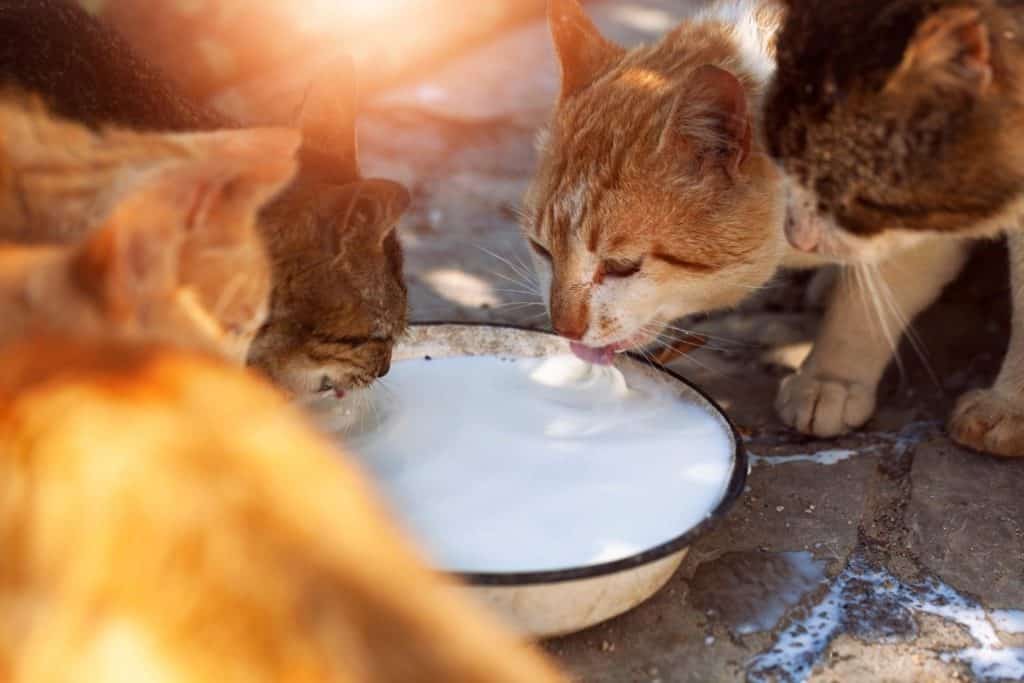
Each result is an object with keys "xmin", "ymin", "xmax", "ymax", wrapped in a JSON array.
[
  {"xmin": 949, "ymin": 388, "xmax": 1024, "ymax": 458},
  {"xmin": 776, "ymin": 372, "xmax": 876, "ymax": 437}
]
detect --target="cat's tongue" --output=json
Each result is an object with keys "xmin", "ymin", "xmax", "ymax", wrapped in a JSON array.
[{"xmin": 569, "ymin": 342, "xmax": 615, "ymax": 366}]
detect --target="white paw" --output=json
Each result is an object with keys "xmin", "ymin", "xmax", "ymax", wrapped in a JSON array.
[
  {"xmin": 776, "ymin": 372, "xmax": 876, "ymax": 437},
  {"xmin": 949, "ymin": 388, "xmax": 1024, "ymax": 458}
]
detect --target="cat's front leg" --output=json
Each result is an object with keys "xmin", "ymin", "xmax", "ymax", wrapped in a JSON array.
[
  {"xmin": 950, "ymin": 231, "xmax": 1024, "ymax": 457},
  {"xmin": 777, "ymin": 238, "xmax": 969, "ymax": 437}
]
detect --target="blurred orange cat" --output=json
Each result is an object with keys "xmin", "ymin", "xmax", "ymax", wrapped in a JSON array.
[
  {"xmin": 0, "ymin": 96, "xmax": 299, "ymax": 360},
  {"xmin": 0, "ymin": 335, "xmax": 566, "ymax": 682}
]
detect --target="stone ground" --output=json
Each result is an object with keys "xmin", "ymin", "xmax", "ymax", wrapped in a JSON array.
[{"xmin": 358, "ymin": 1, "xmax": 1024, "ymax": 681}]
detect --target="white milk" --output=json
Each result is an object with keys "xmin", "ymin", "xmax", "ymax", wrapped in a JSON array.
[{"xmin": 323, "ymin": 354, "xmax": 734, "ymax": 574}]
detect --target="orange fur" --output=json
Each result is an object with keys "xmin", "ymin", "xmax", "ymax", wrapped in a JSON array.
[
  {"xmin": 0, "ymin": 335, "xmax": 566, "ymax": 682},
  {"xmin": 0, "ymin": 96, "xmax": 299, "ymax": 361},
  {"xmin": 526, "ymin": 0, "xmax": 787, "ymax": 355}
]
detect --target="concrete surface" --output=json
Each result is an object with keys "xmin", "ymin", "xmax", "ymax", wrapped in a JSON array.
[{"xmin": 358, "ymin": 1, "xmax": 1024, "ymax": 680}]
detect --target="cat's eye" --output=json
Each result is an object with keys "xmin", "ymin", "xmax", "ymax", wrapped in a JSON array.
[
  {"xmin": 318, "ymin": 375, "xmax": 335, "ymax": 393},
  {"xmin": 529, "ymin": 238, "xmax": 552, "ymax": 261},
  {"xmin": 600, "ymin": 258, "xmax": 643, "ymax": 279}
]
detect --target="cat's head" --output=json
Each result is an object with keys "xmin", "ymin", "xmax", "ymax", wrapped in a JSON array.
[
  {"xmin": 0, "ymin": 96, "xmax": 300, "ymax": 359},
  {"xmin": 248, "ymin": 65, "xmax": 409, "ymax": 396},
  {"xmin": 524, "ymin": 0, "xmax": 785, "ymax": 362},
  {"xmin": 765, "ymin": 0, "xmax": 1024, "ymax": 262},
  {"xmin": 0, "ymin": 162, "xmax": 273, "ymax": 354}
]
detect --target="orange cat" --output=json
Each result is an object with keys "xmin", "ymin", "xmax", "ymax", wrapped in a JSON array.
[
  {"xmin": 0, "ymin": 188, "xmax": 215, "ymax": 354},
  {"xmin": 524, "ymin": 0, "xmax": 787, "ymax": 364},
  {"xmin": 0, "ymin": 335, "xmax": 566, "ymax": 682},
  {"xmin": 0, "ymin": 96, "xmax": 299, "ymax": 361}
]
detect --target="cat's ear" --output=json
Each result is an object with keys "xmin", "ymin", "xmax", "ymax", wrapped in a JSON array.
[
  {"xmin": 297, "ymin": 56, "xmax": 362, "ymax": 181},
  {"xmin": 171, "ymin": 127, "xmax": 301, "ymax": 245},
  {"xmin": 328, "ymin": 179, "xmax": 410, "ymax": 250},
  {"xmin": 888, "ymin": 6, "xmax": 992, "ymax": 95},
  {"xmin": 664, "ymin": 64, "xmax": 751, "ymax": 178},
  {"xmin": 548, "ymin": 0, "xmax": 625, "ymax": 99}
]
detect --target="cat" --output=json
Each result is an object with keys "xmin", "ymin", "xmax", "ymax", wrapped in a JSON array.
[
  {"xmin": 524, "ymin": 0, "xmax": 788, "ymax": 365},
  {"xmin": 0, "ymin": 0, "xmax": 410, "ymax": 395},
  {"xmin": 0, "ymin": 187, "xmax": 212, "ymax": 354},
  {"xmin": 0, "ymin": 334, "xmax": 567, "ymax": 682},
  {"xmin": 0, "ymin": 95, "xmax": 299, "ymax": 361},
  {"xmin": 764, "ymin": 0, "xmax": 1024, "ymax": 455},
  {"xmin": 248, "ymin": 66, "xmax": 410, "ymax": 396}
]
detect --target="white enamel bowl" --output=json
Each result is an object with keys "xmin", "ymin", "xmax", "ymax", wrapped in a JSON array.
[{"xmin": 373, "ymin": 323, "xmax": 747, "ymax": 638}]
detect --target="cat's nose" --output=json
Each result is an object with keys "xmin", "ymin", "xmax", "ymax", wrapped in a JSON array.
[{"xmin": 785, "ymin": 213, "xmax": 820, "ymax": 253}]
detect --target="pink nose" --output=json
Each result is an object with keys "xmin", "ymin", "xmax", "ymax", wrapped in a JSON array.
[{"xmin": 785, "ymin": 212, "xmax": 820, "ymax": 253}]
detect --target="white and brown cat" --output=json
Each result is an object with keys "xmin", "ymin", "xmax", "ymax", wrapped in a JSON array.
[
  {"xmin": 525, "ymin": 0, "xmax": 788, "ymax": 366},
  {"xmin": 765, "ymin": 0, "xmax": 1024, "ymax": 456}
]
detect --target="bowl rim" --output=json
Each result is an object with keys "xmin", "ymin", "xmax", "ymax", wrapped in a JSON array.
[{"xmin": 403, "ymin": 321, "xmax": 749, "ymax": 586}]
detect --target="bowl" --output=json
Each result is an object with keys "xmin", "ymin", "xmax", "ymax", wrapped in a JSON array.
[{"xmin": 361, "ymin": 323, "xmax": 747, "ymax": 638}]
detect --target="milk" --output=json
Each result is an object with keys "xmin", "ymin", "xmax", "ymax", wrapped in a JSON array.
[{"xmin": 324, "ymin": 354, "xmax": 734, "ymax": 574}]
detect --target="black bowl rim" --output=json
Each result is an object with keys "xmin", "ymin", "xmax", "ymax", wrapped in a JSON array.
[{"xmin": 401, "ymin": 321, "xmax": 749, "ymax": 586}]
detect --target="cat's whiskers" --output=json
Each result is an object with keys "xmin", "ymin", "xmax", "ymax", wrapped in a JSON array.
[
  {"xmin": 856, "ymin": 262, "xmax": 906, "ymax": 377},
  {"xmin": 492, "ymin": 287, "xmax": 543, "ymax": 297},
  {"xmin": 638, "ymin": 323, "xmax": 720, "ymax": 370},
  {"xmin": 649, "ymin": 326, "xmax": 732, "ymax": 353},
  {"xmin": 641, "ymin": 330, "xmax": 737, "ymax": 384},
  {"xmin": 475, "ymin": 245, "xmax": 540, "ymax": 292},
  {"xmin": 487, "ymin": 268, "xmax": 541, "ymax": 296},
  {"xmin": 869, "ymin": 262, "xmax": 938, "ymax": 386},
  {"xmin": 658, "ymin": 321, "xmax": 755, "ymax": 349}
]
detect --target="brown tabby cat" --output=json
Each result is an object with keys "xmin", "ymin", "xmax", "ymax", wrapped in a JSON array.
[
  {"xmin": 764, "ymin": 0, "xmax": 1024, "ymax": 456},
  {"xmin": 525, "ymin": 0, "xmax": 787, "ymax": 365},
  {"xmin": 0, "ymin": 334, "xmax": 566, "ymax": 682},
  {"xmin": 0, "ymin": 96, "xmax": 300, "ymax": 361},
  {"xmin": 249, "ymin": 68, "xmax": 410, "ymax": 396},
  {"xmin": 0, "ymin": 0, "xmax": 409, "ymax": 396}
]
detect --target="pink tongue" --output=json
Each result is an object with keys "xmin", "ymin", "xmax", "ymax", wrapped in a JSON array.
[{"xmin": 570, "ymin": 342, "xmax": 615, "ymax": 365}]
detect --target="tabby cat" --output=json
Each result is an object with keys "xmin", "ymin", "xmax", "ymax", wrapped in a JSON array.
[
  {"xmin": 0, "ymin": 334, "xmax": 566, "ymax": 682},
  {"xmin": 0, "ymin": 0, "xmax": 409, "ymax": 395},
  {"xmin": 765, "ymin": 0, "xmax": 1024, "ymax": 456},
  {"xmin": 524, "ymin": 0, "xmax": 787, "ymax": 365},
  {"xmin": 248, "ymin": 66, "xmax": 410, "ymax": 396},
  {"xmin": 0, "ymin": 96, "xmax": 299, "ymax": 359}
]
